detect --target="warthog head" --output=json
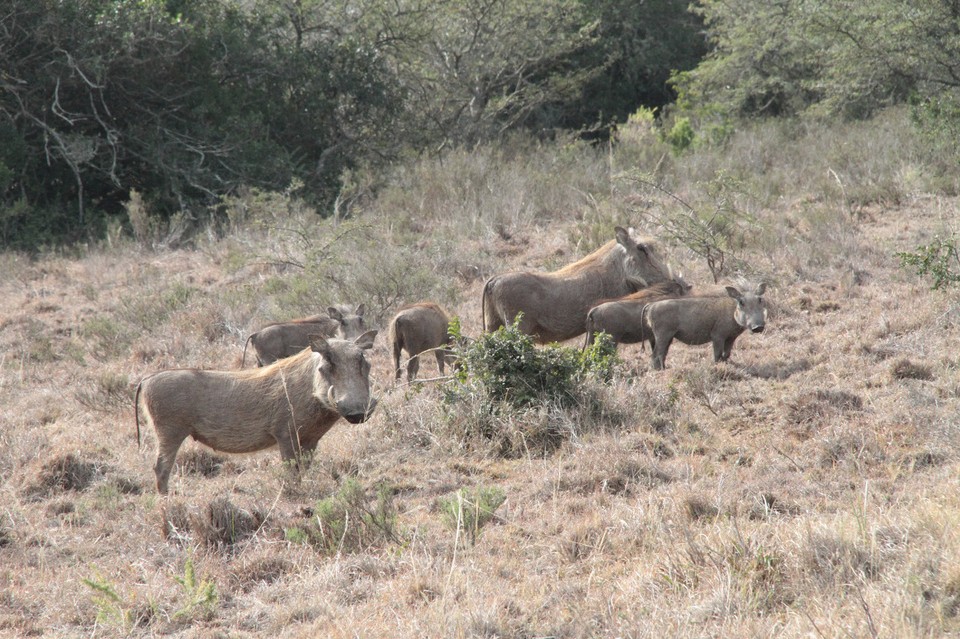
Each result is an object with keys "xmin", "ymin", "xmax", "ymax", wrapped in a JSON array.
[
  {"xmin": 616, "ymin": 226, "xmax": 672, "ymax": 290},
  {"xmin": 328, "ymin": 304, "xmax": 368, "ymax": 341},
  {"xmin": 311, "ymin": 330, "xmax": 378, "ymax": 424},
  {"xmin": 727, "ymin": 283, "xmax": 767, "ymax": 334}
]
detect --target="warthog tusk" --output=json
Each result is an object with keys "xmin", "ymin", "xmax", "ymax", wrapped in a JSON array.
[{"xmin": 327, "ymin": 385, "xmax": 336, "ymax": 406}]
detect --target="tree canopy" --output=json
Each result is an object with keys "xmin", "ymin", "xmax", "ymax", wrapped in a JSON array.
[
  {"xmin": 0, "ymin": 0, "xmax": 706, "ymax": 249},
  {"xmin": 674, "ymin": 0, "xmax": 960, "ymax": 120}
]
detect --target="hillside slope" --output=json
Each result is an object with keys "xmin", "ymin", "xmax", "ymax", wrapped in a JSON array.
[{"xmin": 1, "ymin": 143, "xmax": 959, "ymax": 637}]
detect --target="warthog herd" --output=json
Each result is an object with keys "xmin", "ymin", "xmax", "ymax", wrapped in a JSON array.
[
  {"xmin": 482, "ymin": 226, "xmax": 673, "ymax": 343},
  {"xmin": 136, "ymin": 227, "xmax": 770, "ymax": 493}
]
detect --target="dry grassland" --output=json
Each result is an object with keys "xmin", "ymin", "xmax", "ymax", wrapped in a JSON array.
[{"xmin": 1, "ymin": 110, "xmax": 960, "ymax": 638}]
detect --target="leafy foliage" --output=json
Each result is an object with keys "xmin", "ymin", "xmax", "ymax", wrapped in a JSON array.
[
  {"xmin": 82, "ymin": 574, "xmax": 133, "ymax": 630},
  {"xmin": 446, "ymin": 315, "xmax": 619, "ymax": 410},
  {"xmin": 897, "ymin": 237, "xmax": 960, "ymax": 289},
  {"xmin": 675, "ymin": 0, "xmax": 960, "ymax": 122},
  {"xmin": 172, "ymin": 558, "xmax": 218, "ymax": 621},
  {"xmin": 2, "ymin": 0, "xmax": 708, "ymax": 249}
]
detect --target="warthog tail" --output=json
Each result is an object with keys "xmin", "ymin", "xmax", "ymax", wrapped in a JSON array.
[
  {"xmin": 481, "ymin": 277, "xmax": 493, "ymax": 333},
  {"xmin": 639, "ymin": 303, "xmax": 651, "ymax": 352},
  {"xmin": 241, "ymin": 333, "xmax": 255, "ymax": 368},
  {"xmin": 583, "ymin": 310, "xmax": 595, "ymax": 351},
  {"xmin": 134, "ymin": 380, "xmax": 143, "ymax": 450}
]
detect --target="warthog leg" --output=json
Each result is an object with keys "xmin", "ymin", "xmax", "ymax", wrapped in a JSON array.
[
  {"xmin": 407, "ymin": 354, "xmax": 420, "ymax": 381},
  {"xmin": 155, "ymin": 432, "xmax": 189, "ymax": 495}
]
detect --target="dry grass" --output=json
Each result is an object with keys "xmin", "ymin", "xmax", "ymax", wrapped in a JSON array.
[{"xmin": 1, "ymin": 109, "xmax": 960, "ymax": 637}]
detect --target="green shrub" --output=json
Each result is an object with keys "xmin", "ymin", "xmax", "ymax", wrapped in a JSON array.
[
  {"xmin": 897, "ymin": 236, "xmax": 960, "ymax": 289},
  {"xmin": 446, "ymin": 315, "xmax": 618, "ymax": 411},
  {"xmin": 83, "ymin": 574, "xmax": 133, "ymax": 630},
  {"xmin": 172, "ymin": 557, "xmax": 217, "ymax": 622},
  {"xmin": 666, "ymin": 117, "xmax": 696, "ymax": 154},
  {"xmin": 439, "ymin": 486, "xmax": 506, "ymax": 547},
  {"xmin": 302, "ymin": 479, "xmax": 400, "ymax": 555}
]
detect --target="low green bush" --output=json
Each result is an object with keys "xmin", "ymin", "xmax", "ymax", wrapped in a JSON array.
[
  {"xmin": 445, "ymin": 315, "xmax": 618, "ymax": 411},
  {"xmin": 297, "ymin": 478, "xmax": 401, "ymax": 555},
  {"xmin": 897, "ymin": 236, "xmax": 960, "ymax": 289}
]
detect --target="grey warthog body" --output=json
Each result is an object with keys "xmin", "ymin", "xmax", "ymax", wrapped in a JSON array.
[
  {"xmin": 136, "ymin": 331, "xmax": 378, "ymax": 494},
  {"xmin": 482, "ymin": 227, "xmax": 672, "ymax": 343},
  {"xmin": 242, "ymin": 304, "xmax": 367, "ymax": 367},
  {"xmin": 583, "ymin": 277, "xmax": 692, "ymax": 349},
  {"xmin": 388, "ymin": 302, "xmax": 456, "ymax": 382},
  {"xmin": 644, "ymin": 284, "xmax": 767, "ymax": 369}
]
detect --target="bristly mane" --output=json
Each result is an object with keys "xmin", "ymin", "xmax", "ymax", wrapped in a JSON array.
[{"xmin": 554, "ymin": 239, "xmax": 622, "ymax": 276}]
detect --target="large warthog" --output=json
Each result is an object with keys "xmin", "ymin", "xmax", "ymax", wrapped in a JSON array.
[
  {"xmin": 583, "ymin": 276, "xmax": 692, "ymax": 349},
  {"xmin": 482, "ymin": 226, "xmax": 672, "ymax": 343},
  {"xmin": 388, "ymin": 302, "xmax": 456, "ymax": 382},
  {"xmin": 644, "ymin": 283, "xmax": 767, "ymax": 370},
  {"xmin": 136, "ymin": 331, "xmax": 379, "ymax": 494},
  {"xmin": 242, "ymin": 304, "xmax": 367, "ymax": 367}
]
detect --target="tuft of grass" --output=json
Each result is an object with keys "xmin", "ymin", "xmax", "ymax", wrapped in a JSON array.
[
  {"xmin": 891, "ymin": 358, "xmax": 934, "ymax": 380},
  {"xmin": 685, "ymin": 495, "xmax": 721, "ymax": 521},
  {"xmin": 192, "ymin": 497, "xmax": 265, "ymax": 548},
  {"xmin": 175, "ymin": 449, "xmax": 227, "ymax": 479},
  {"xmin": 439, "ymin": 486, "xmax": 506, "ymax": 547},
  {"xmin": 298, "ymin": 479, "xmax": 401, "ymax": 555},
  {"xmin": 803, "ymin": 531, "xmax": 879, "ymax": 588},
  {"xmin": 22, "ymin": 453, "xmax": 103, "ymax": 500}
]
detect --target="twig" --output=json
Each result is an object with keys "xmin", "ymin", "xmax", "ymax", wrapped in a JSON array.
[
  {"xmin": 773, "ymin": 446, "xmax": 804, "ymax": 472},
  {"xmin": 802, "ymin": 608, "xmax": 828, "ymax": 639},
  {"xmin": 856, "ymin": 586, "xmax": 879, "ymax": 639}
]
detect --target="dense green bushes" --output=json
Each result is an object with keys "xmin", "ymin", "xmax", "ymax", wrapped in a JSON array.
[{"xmin": 0, "ymin": 0, "xmax": 704, "ymax": 250}]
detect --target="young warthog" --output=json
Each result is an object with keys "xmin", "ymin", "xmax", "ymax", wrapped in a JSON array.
[
  {"xmin": 482, "ymin": 226, "xmax": 672, "ymax": 343},
  {"xmin": 242, "ymin": 304, "xmax": 367, "ymax": 367},
  {"xmin": 583, "ymin": 276, "xmax": 692, "ymax": 349},
  {"xmin": 645, "ymin": 283, "xmax": 767, "ymax": 370},
  {"xmin": 136, "ymin": 331, "xmax": 378, "ymax": 494},
  {"xmin": 388, "ymin": 302, "xmax": 456, "ymax": 382}
]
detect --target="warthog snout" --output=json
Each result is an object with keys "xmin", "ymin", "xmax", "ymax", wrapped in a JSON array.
[
  {"xmin": 750, "ymin": 324, "xmax": 765, "ymax": 334},
  {"xmin": 341, "ymin": 398, "xmax": 378, "ymax": 424}
]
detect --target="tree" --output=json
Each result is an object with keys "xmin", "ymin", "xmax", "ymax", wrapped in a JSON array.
[
  {"xmin": 0, "ymin": 0, "xmax": 405, "ymax": 249},
  {"xmin": 675, "ymin": 0, "xmax": 960, "ymax": 120}
]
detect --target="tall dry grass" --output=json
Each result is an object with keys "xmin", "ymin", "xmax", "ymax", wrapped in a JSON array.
[{"xmin": 0, "ymin": 107, "xmax": 959, "ymax": 637}]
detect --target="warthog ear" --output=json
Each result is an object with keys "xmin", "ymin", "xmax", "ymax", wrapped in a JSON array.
[
  {"xmin": 614, "ymin": 226, "xmax": 633, "ymax": 249},
  {"xmin": 754, "ymin": 282, "xmax": 767, "ymax": 296},
  {"xmin": 355, "ymin": 303, "xmax": 366, "ymax": 316},
  {"xmin": 725, "ymin": 285, "xmax": 744, "ymax": 301},
  {"xmin": 310, "ymin": 336, "xmax": 332, "ymax": 358},
  {"xmin": 354, "ymin": 330, "xmax": 378, "ymax": 350},
  {"xmin": 327, "ymin": 306, "xmax": 344, "ymax": 321}
]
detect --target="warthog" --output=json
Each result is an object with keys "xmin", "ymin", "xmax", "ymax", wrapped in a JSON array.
[
  {"xmin": 583, "ymin": 276, "xmax": 692, "ymax": 349},
  {"xmin": 136, "ymin": 331, "xmax": 379, "ymax": 494},
  {"xmin": 644, "ymin": 283, "xmax": 767, "ymax": 370},
  {"xmin": 482, "ymin": 227, "xmax": 672, "ymax": 343},
  {"xmin": 388, "ymin": 302, "xmax": 456, "ymax": 382},
  {"xmin": 241, "ymin": 304, "xmax": 367, "ymax": 367}
]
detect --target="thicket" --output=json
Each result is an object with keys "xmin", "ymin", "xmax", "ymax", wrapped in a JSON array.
[
  {"xmin": 672, "ymin": 0, "xmax": 960, "ymax": 143},
  {"xmin": 7, "ymin": 0, "xmax": 960, "ymax": 252},
  {"xmin": 0, "ymin": 0, "xmax": 703, "ymax": 250}
]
